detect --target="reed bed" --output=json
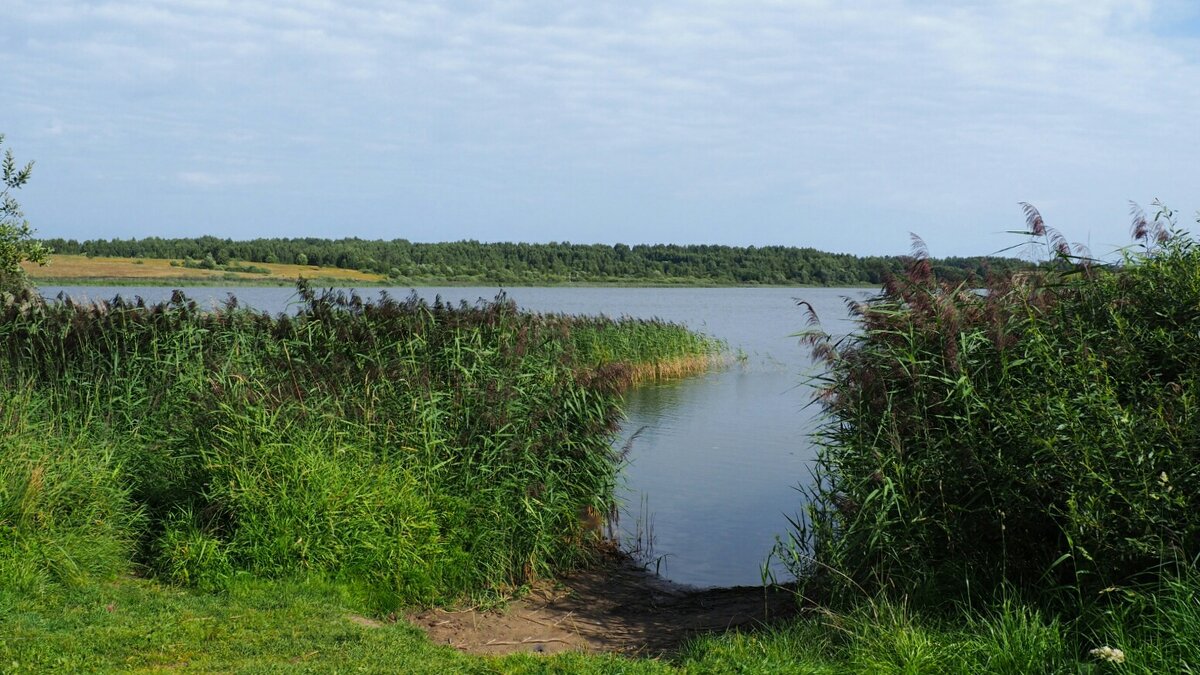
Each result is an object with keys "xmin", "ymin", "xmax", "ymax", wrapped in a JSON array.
[
  {"xmin": 0, "ymin": 283, "xmax": 720, "ymax": 607},
  {"xmin": 561, "ymin": 315, "xmax": 726, "ymax": 386},
  {"xmin": 788, "ymin": 203, "xmax": 1200, "ymax": 613}
]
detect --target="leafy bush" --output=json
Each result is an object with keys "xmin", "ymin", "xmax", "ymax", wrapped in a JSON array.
[{"xmin": 0, "ymin": 134, "xmax": 50, "ymax": 294}]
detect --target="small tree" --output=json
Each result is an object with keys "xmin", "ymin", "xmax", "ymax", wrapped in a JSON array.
[{"xmin": 0, "ymin": 134, "xmax": 50, "ymax": 293}]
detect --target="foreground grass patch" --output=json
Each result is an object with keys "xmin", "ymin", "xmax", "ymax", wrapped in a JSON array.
[
  {"xmin": 0, "ymin": 577, "xmax": 476, "ymax": 673},
  {"xmin": 7, "ymin": 574, "xmax": 1197, "ymax": 673},
  {"xmin": 0, "ymin": 574, "xmax": 683, "ymax": 673}
]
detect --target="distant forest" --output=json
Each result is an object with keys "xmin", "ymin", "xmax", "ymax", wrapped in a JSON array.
[{"xmin": 40, "ymin": 237, "xmax": 1033, "ymax": 286}]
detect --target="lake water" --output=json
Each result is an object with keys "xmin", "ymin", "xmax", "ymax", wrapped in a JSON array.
[{"xmin": 39, "ymin": 284, "xmax": 872, "ymax": 588}]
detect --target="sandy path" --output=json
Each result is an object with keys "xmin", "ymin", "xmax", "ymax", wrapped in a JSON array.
[{"xmin": 407, "ymin": 555, "xmax": 798, "ymax": 657}]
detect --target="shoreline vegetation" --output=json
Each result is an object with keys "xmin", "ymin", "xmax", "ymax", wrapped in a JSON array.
[
  {"xmin": 23, "ymin": 254, "xmax": 935, "ymax": 289},
  {"xmin": 0, "ymin": 281, "xmax": 735, "ymax": 670},
  {"xmin": 0, "ymin": 282, "xmax": 726, "ymax": 599},
  {"xmin": 28, "ymin": 236, "xmax": 1036, "ymax": 286},
  {"xmin": 8, "ymin": 205, "xmax": 1200, "ymax": 672},
  {"xmin": 772, "ymin": 203, "xmax": 1200, "ymax": 673}
]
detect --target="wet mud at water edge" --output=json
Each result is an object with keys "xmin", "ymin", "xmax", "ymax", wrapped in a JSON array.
[{"xmin": 406, "ymin": 553, "xmax": 799, "ymax": 657}]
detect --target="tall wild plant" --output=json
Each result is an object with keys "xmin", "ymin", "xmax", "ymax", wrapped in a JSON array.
[
  {"xmin": 0, "ymin": 283, "xmax": 718, "ymax": 606},
  {"xmin": 789, "ymin": 202, "xmax": 1200, "ymax": 608}
]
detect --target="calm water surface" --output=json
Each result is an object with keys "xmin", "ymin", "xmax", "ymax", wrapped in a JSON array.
[{"xmin": 41, "ymin": 285, "xmax": 871, "ymax": 588}]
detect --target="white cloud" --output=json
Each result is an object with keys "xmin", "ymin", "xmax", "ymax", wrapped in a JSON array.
[{"xmin": 4, "ymin": 0, "xmax": 1200, "ymax": 251}]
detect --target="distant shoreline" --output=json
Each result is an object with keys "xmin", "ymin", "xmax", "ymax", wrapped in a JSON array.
[
  {"xmin": 25, "ymin": 255, "xmax": 877, "ymax": 289},
  {"xmin": 33, "ymin": 276, "xmax": 872, "ymax": 289},
  {"xmin": 36, "ymin": 237, "xmax": 1024, "ymax": 287}
]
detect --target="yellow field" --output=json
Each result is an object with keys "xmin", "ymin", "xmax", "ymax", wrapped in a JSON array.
[{"xmin": 21, "ymin": 255, "xmax": 389, "ymax": 284}]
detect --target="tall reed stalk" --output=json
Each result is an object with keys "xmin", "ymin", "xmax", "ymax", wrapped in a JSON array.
[
  {"xmin": 789, "ymin": 203, "xmax": 1200, "ymax": 611},
  {"xmin": 0, "ymin": 283, "xmax": 719, "ymax": 606}
]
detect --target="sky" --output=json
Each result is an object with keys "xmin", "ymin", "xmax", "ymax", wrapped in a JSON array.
[{"xmin": 3, "ymin": 0, "xmax": 1200, "ymax": 256}]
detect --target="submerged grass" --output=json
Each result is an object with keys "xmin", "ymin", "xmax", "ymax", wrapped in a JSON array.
[{"xmin": 565, "ymin": 315, "xmax": 726, "ymax": 386}]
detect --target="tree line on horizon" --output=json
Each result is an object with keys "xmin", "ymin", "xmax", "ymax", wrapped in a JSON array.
[{"xmin": 39, "ymin": 236, "xmax": 1034, "ymax": 285}]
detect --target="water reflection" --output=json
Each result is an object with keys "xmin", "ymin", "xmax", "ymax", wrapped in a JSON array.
[{"xmin": 615, "ymin": 366, "xmax": 820, "ymax": 587}]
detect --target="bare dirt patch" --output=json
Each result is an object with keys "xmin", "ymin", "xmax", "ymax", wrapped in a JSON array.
[
  {"xmin": 409, "ymin": 554, "xmax": 797, "ymax": 657},
  {"xmin": 346, "ymin": 614, "xmax": 384, "ymax": 629}
]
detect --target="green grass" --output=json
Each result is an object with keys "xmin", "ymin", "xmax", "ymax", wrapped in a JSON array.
[
  {"xmin": 0, "ymin": 421, "xmax": 143, "ymax": 595},
  {"xmin": 7, "ymin": 573, "xmax": 1200, "ymax": 673},
  {"xmin": 675, "ymin": 580, "xmax": 1200, "ymax": 673},
  {"xmin": 0, "ymin": 573, "xmax": 675, "ymax": 673},
  {"xmin": 0, "ymin": 577, "xmax": 478, "ymax": 673}
]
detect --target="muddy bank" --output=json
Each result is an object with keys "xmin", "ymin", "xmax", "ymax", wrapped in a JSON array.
[{"xmin": 407, "ymin": 554, "xmax": 798, "ymax": 657}]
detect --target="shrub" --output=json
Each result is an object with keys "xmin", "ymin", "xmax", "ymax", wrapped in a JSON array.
[{"xmin": 0, "ymin": 134, "xmax": 50, "ymax": 294}]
